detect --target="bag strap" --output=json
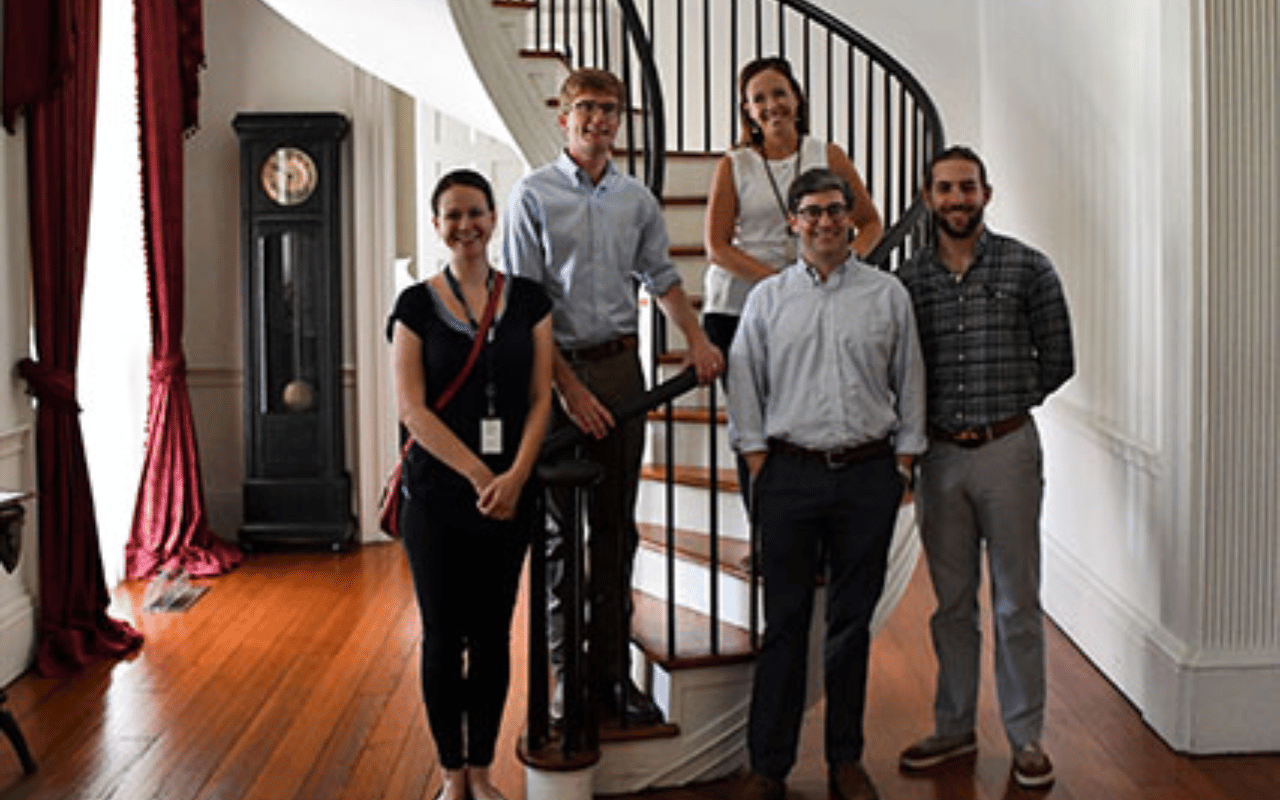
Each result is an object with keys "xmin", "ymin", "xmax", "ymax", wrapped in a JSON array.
[
  {"xmin": 435, "ymin": 271, "xmax": 504, "ymax": 412},
  {"xmin": 399, "ymin": 271, "xmax": 506, "ymax": 461}
]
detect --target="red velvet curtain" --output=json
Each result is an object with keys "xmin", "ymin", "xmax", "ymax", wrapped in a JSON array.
[
  {"xmin": 3, "ymin": 0, "xmax": 144, "ymax": 676},
  {"xmin": 125, "ymin": 0, "xmax": 241, "ymax": 579}
]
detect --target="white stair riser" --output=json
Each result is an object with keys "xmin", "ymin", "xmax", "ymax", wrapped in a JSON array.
[
  {"xmin": 662, "ymin": 157, "xmax": 721, "ymax": 197},
  {"xmin": 663, "ymin": 203, "xmax": 706, "ymax": 248},
  {"xmin": 636, "ymin": 479, "xmax": 750, "ymax": 540},
  {"xmin": 634, "ymin": 545, "xmax": 757, "ymax": 629},
  {"xmin": 671, "ymin": 251, "xmax": 708, "ymax": 290},
  {"xmin": 645, "ymin": 419, "xmax": 735, "ymax": 470}
]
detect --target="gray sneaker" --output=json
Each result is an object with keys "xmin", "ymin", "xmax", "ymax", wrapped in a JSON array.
[
  {"xmin": 1012, "ymin": 742, "xmax": 1055, "ymax": 789},
  {"xmin": 899, "ymin": 731, "xmax": 978, "ymax": 770}
]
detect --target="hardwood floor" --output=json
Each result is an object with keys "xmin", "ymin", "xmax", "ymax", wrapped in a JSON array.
[{"xmin": 0, "ymin": 542, "xmax": 1275, "ymax": 799}]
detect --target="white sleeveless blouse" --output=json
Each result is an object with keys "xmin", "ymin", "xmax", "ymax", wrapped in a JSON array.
[{"xmin": 702, "ymin": 136, "xmax": 828, "ymax": 316}]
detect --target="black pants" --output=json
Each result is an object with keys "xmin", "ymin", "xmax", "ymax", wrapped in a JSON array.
[
  {"xmin": 401, "ymin": 494, "xmax": 529, "ymax": 769},
  {"xmin": 748, "ymin": 450, "xmax": 901, "ymax": 779},
  {"xmin": 545, "ymin": 347, "xmax": 645, "ymax": 696},
  {"xmin": 703, "ymin": 312, "xmax": 752, "ymax": 508}
]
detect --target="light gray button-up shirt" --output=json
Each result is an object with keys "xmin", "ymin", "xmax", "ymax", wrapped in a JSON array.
[
  {"xmin": 727, "ymin": 255, "xmax": 927, "ymax": 456},
  {"xmin": 502, "ymin": 151, "xmax": 683, "ymax": 350}
]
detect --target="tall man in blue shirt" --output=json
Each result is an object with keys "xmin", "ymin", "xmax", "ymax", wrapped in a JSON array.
[
  {"xmin": 896, "ymin": 146, "xmax": 1074, "ymax": 790},
  {"xmin": 729, "ymin": 168, "xmax": 926, "ymax": 800},
  {"xmin": 504, "ymin": 68, "xmax": 723, "ymax": 726}
]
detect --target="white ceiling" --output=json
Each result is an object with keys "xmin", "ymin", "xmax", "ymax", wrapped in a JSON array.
[{"xmin": 255, "ymin": 0, "xmax": 510, "ymax": 143}]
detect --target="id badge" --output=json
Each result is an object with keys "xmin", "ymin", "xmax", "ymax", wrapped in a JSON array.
[{"xmin": 481, "ymin": 418, "xmax": 503, "ymax": 455}]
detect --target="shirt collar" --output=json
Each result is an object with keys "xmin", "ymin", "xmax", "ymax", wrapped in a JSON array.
[
  {"xmin": 799, "ymin": 251, "xmax": 858, "ymax": 286},
  {"xmin": 554, "ymin": 149, "xmax": 617, "ymax": 188},
  {"xmin": 926, "ymin": 227, "xmax": 994, "ymax": 277}
]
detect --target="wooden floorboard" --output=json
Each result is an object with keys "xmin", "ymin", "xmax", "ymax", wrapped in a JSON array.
[{"xmin": 0, "ymin": 542, "xmax": 1276, "ymax": 799}]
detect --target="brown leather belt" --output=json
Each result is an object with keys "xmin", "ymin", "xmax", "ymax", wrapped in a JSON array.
[
  {"xmin": 930, "ymin": 413, "xmax": 1030, "ymax": 448},
  {"xmin": 768, "ymin": 437, "xmax": 893, "ymax": 469},
  {"xmin": 563, "ymin": 334, "xmax": 638, "ymax": 363}
]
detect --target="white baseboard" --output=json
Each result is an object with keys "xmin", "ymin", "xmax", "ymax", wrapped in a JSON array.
[
  {"xmin": 1044, "ymin": 535, "xmax": 1280, "ymax": 753},
  {"xmin": 0, "ymin": 594, "xmax": 35, "ymax": 686}
]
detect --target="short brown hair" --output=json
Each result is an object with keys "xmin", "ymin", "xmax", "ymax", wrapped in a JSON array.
[{"xmin": 559, "ymin": 68, "xmax": 625, "ymax": 112}]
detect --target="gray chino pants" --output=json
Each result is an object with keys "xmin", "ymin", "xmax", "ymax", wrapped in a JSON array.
[{"xmin": 916, "ymin": 419, "xmax": 1046, "ymax": 749}]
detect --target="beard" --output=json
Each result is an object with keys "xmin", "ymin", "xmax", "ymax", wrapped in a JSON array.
[{"xmin": 932, "ymin": 205, "xmax": 985, "ymax": 239}]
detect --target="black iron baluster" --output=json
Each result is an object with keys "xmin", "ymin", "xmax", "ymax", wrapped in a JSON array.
[
  {"xmin": 707, "ymin": 379, "xmax": 720, "ymax": 655},
  {"xmin": 703, "ymin": 0, "xmax": 712, "ymax": 152},
  {"xmin": 882, "ymin": 69, "xmax": 892, "ymax": 231}
]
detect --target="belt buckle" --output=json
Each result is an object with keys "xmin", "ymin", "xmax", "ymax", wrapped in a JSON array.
[{"xmin": 824, "ymin": 449, "xmax": 844, "ymax": 469}]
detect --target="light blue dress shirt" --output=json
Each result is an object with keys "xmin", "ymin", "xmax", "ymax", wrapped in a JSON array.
[
  {"xmin": 727, "ymin": 255, "xmax": 928, "ymax": 457},
  {"xmin": 502, "ymin": 151, "xmax": 683, "ymax": 350}
]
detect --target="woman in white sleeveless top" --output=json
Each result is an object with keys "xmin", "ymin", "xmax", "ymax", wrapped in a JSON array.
[
  {"xmin": 703, "ymin": 56, "xmax": 882, "ymax": 503},
  {"xmin": 703, "ymin": 55, "xmax": 882, "ymax": 369}
]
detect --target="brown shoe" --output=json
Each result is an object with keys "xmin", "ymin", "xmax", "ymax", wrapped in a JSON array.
[
  {"xmin": 1012, "ymin": 742, "xmax": 1055, "ymax": 789},
  {"xmin": 829, "ymin": 762, "xmax": 878, "ymax": 800},
  {"xmin": 899, "ymin": 731, "xmax": 977, "ymax": 770},
  {"xmin": 738, "ymin": 772, "xmax": 785, "ymax": 800}
]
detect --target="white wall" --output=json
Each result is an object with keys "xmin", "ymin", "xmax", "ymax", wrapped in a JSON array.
[
  {"xmin": 823, "ymin": 0, "xmax": 982, "ymax": 147},
  {"xmin": 0, "ymin": 9, "xmax": 39, "ymax": 685},
  {"xmin": 978, "ymin": 0, "xmax": 1280, "ymax": 752}
]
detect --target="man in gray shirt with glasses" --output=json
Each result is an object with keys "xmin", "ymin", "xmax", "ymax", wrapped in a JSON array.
[{"xmin": 728, "ymin": 167, "xmax": 926, "ymax": 800}]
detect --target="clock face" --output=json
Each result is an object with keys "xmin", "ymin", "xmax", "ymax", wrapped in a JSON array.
[{"xmin": 260, "ymin": 146, "xmax": 318, "ymax": 206}]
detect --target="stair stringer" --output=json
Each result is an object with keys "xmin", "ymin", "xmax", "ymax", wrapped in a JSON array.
[
  {"xmin": 593, "ymin": 660, "xmax": 753, "ymax": 794},
  {"xmin": 448, "ymin": 0, "xmax": 562, "ymax": 168}
]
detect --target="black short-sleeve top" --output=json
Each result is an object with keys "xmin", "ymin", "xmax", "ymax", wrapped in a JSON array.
[{"xmin": 387, "ymin": 274, "xmax": 551, "ymax": 526}]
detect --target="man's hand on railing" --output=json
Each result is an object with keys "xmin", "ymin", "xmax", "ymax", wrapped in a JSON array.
[
  {"xmin": 684, "ymin": 334, "xmax": 725, "ymax": 385},
  {"xmin": 556, "ymin": 370, "xmax": 616, "ymax": 441},
  {"xmin": 541, "ymin": 367, "xmax": 699, "ymax": 461}
]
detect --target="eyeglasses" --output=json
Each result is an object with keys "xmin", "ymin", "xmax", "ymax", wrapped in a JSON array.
[
  {"xmin": 570, "ymin": 99, "xmax": 621, "ymax": 119},
  {"xmin": 793, "ymin": 202, "xmax": 850, "ymax": 223}
]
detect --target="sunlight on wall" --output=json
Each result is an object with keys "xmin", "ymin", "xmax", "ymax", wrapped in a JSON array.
[{"xmin": 80, "ymin": 0, "xmax": 150, "ymax": 587}]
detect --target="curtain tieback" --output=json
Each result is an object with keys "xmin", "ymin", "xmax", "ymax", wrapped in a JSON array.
[
  {"xmin": 149, "ymin": 354, "xmax": 187, "ymax": 384},
  {"xmin": 15, "ymin": 357, "xmax": 81, "ymax": 413}
]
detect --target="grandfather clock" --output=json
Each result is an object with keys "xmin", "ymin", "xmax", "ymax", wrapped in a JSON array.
[{"xmin": 233, "ymin": 112, "xmax": 353, "ymax": 550}]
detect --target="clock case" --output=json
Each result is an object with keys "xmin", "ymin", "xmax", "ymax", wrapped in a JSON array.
[{"xmin": 232, "ymin": 112, "xmax": 353, "ymax": 550}]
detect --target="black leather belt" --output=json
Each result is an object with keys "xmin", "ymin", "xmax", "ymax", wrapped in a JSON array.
[
  {"xmin": 767, "ymin": 437, "xmax": 893, "ymax": 469},
  {"xmin": 930, "ymin": 413, "xmax": 1030, "ymax": 448},
  {"xmin": 563, "ymin": 334, "xmax": 638, "ymax": 363}
]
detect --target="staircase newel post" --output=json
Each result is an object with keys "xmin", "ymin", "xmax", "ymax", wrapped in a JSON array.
[{"xmin": 521, "ymin": 456, "xmax": 602, "ymax": 800}]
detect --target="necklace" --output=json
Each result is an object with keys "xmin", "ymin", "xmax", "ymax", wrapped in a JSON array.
[{"xmin": 761, "ymin": 136, "xmax": 802, "ymax": 262}]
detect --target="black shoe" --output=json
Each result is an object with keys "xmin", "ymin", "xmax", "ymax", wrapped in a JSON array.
[
  {"xmin": 829, "ymin": 762, "xmax": 878, "ymax": 800},
  {"xmin": 603, "ymin": 679, "xmax": 664, "ymax": 726}
]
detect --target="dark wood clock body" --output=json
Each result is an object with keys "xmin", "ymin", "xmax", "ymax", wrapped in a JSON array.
[{"xmin": 232, "ymin": 112, "xmax": 353, "ymax": 550}]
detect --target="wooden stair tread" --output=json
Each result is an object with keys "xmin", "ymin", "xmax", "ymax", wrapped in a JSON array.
[
  {"xmin": 493, "ymin": 0, "xmax": 535, "ymax": 9},
  {"xmin": 662, "ymin": 195, "xmax": 709, "ymax": 207},
  {"xmin": 631, "ymin": 589, "xmax": 756, "ymax": 669},
  {"xmin": 646, "ymin": 405, "xmax": 726, "ymax": 424},
  {"xmin": 669, "ymin": 244, "xmax": 706, "ymax": 258},
  {"xmin": 637, "ymin": 522, "xmax": 751, "ymax": 582},
  {"xmin": 641, "ymin": 463, "xmax": 739, "ymax": 492}
]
